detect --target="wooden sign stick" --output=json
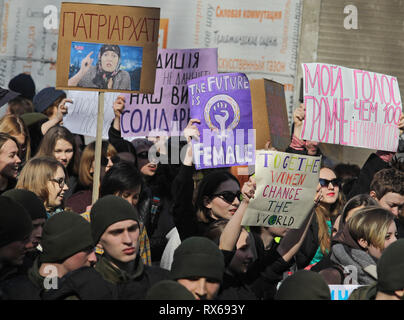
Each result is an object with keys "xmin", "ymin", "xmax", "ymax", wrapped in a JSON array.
[{"xmin": 92, "ymin": 91, "xmax": 105, "ymax": 204}]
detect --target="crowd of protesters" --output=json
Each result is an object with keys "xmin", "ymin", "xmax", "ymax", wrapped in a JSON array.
[{"xmin": 0, "ymin": 73, "xmax": 403, "ymax": 301}]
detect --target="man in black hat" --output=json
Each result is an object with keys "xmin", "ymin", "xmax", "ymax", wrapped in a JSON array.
[
  {"xmin": 5, "ymin": 74, "xmax": 35, "ymax": 116},
  {"xmin": 2, "ymin": 189, "xmax": 47, "ymax": 273},
  {"xmin": 146, "ymin": 280, "xmax": 195, "ymax": 300},
  {"xmin": 275, "ymin": 270, "xmax": 331, "ymax": 300},
  {"xmin": 0, "ymin": 196, "xmax": 33, "ymax": 282},
  {"xmin": 90, "ymin": 195, "xmax": 168, "ymax": 299},
  {"xmin": 170, "ymin": 237, "xmax": 225, "ymax": 300},
  {"xmin": 8, "ymin": 73, "xmax": 36, "ymax": 101},
  {"xmin": 0, "ymin": 211, "xmax": 100, "ymax": 299}
]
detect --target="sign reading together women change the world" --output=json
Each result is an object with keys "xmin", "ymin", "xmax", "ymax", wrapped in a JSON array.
[
  {"xmin": 301, "ymin": 63, "xmax": 402, "ymax": 152},
  {"xmin": 241, "ymin": 150, "xmax": 320, "ymax": 229},
  {"xmin": 187, "ymin": 73, "xmax": 255, "ymax": 169},
  {"xmin": 56, "ymin": 2, "xmax": 160, "ymax": 93}
]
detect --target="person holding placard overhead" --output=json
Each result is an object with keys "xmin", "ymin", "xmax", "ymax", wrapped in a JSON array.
[
  {"xmin": 171, "ymin": 119, "xmax": 244, "ymax": 241},
  {"xmin": 68, "ymin": 44, "xmax": 131, "ymax": 91},
  {"xmin": 286, "ymin": 103, "xmax": 334, "ymax": 167},
  {"xmin": 295, "ymin": 166, "xmax": 345, "ymax": 269}
]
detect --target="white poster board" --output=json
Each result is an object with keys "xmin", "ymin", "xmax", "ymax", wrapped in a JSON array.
[{"xmin": 301, "ymin": 63, "xmax": 402, "ymax": 152}]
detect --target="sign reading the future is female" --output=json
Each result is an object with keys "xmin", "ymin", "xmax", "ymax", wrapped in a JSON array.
[{"xmin": 187, "ymin": 73, "xmax": 255, "ymax": 169}]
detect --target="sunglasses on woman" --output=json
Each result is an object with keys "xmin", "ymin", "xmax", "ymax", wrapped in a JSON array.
[
  {"xmin": 319, "ymin": 178, "xmax": 341, "ymax": 188},
  {"xmin": 213, "ymin": 191, "xmax": 242, "ymax": 204}
]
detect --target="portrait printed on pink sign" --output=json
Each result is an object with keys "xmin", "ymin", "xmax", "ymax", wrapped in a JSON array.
[{"xmin": 301, "ymin": 63, "xmax": 402, "ymax": 152}]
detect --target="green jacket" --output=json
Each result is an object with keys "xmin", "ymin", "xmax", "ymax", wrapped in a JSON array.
[
  {"xmin": 28, "ymin": 257, "xmax": 78, "ymax": 300},
  {"xmin": 348, "ymin": 283, "xmax": 377, "ymax": 300},
  {"xmin": 94, "ymin": 255, "xmax": 169, "ymax": 299},
  {"xmin": 95, "ymin": 256, "xmax": 144, "ymax": 284}
]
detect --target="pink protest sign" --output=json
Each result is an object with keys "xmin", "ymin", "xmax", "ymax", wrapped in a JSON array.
[
  {"xmin": 120, "ymin": 48, "xmax": 218, "ymax": 137},
  {"xmin": 301, "ymin": 63, "xmax": 402, "ymax": 152}
]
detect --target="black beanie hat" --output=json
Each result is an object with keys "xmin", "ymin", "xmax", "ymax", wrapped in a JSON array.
[
  {"xmin": 90, "ymin": 195, "xmax": 140, "ymax": 245},
  {"xmin": 41, "ymin": 211, "xmax": 94, "ymax": 263},
  {"xmin": 170, "ymin": 237, "xmax": 225, "ymax": 283},
  {"xmin": 377, "ymin": 239, "xmax": 404, "ymax": 293},
  {"xmin": 3, "ymin": 189, "xmax": 47, "ymax": 220},
  {"xmin": 146, "ymin": 280, "xmax": 196, "ymax": 300},
  {"xmin": 275, "ymin": 270, "xmax": 331, "ymax": 300},
  {"xmin": 8, "ymin": 73, "xmax": 36, "ymax": 100},
  {"xmin": 0, "ymin": 196, "xmax": 33, "ymax": 248}
]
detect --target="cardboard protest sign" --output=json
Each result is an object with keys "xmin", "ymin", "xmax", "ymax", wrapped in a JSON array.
[
  {"xmin": 301, "ymin": 63, "xmax": 402, "ymax": 152},
  {"xmin": 241, "ymin": 150, "xmax": 321, "ymax": 229},
  {"xmin": 250, "ymin": 79, "xmax": 290, "ymax": 150},
  {"xmin": 187, "ymin": 73, "xmax": 255, "ymax": 169},
  {"xmin": 329, "ymin": 285, "xmax": 362, "ymax": 300},
  {"xmin": 56, "ymin": 2, "xmax": 160, "ymax": 93},
  {"xmin": 120, "ymin": 48, "xmax": 218, "ymax": 137}
]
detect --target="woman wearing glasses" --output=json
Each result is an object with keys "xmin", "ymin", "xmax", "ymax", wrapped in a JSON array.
[
  {"xmin": 295, "ymin": 166, "xmax": 345, "ymax": 269},
  {"xmin": 16, "ymin": 156, "xmax": 68, "ymax": 218},
  {"xmin": 35, "ymin": 126, "xmax": 80, "ymax": 200},
  {"xmin": 171, "ymin": 118, "xmax": 246, "ymax": 241}
]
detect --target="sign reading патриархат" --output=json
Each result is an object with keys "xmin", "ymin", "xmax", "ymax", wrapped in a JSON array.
[
  {"xmin": 301, "ymin": 63, "xmax": 402, "ymax": 152},
  {"xmin": 241, "ymin": 151, "xmax": 320, "ymax": 229}
]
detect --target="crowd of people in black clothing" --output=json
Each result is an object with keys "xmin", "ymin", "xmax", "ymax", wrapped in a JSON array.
[{"xmin": 0, "ymin": 73, "xmax": 404, "ymax": 301}]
